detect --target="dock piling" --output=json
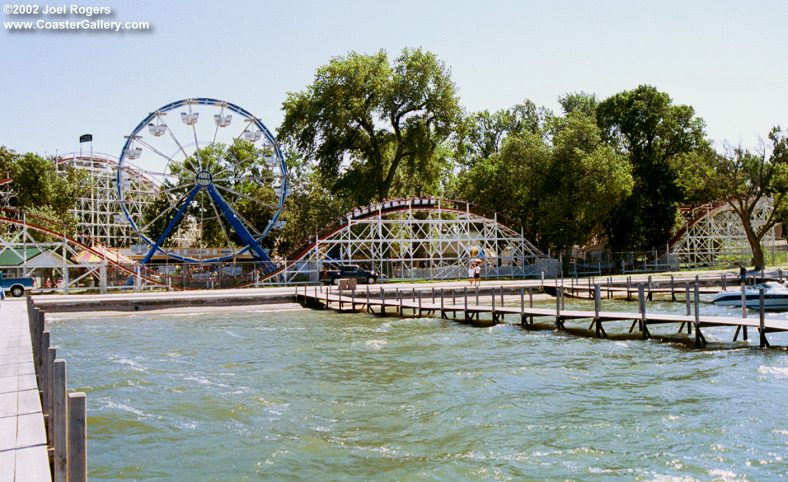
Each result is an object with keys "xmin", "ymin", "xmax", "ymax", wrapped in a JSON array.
[
  {"xmin": 594, "ymin": 284, "xmax": 603, "ymax": 337},
  {"xmin": 694, "ymin": 283, "xmax": 704, "ymax": 347},
  {"xmin": 638, "ymin": 284, "xmax": 650, "ymax": 339},
  {"xmin": 53, "ymin": 359, "xmax": 67, "ymax": 482},
  {"xmin": 759, "ymin": 288, "xmax": 769, "ymax": 348},
  {"xmin": 67, "ymin": 392, "xmax": 87, "ymax": 482}
]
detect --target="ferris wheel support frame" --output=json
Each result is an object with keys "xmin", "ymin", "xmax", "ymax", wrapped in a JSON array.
[{"xmin": 118, "ymin": 97, "xmax": 288, "ymax": 270}]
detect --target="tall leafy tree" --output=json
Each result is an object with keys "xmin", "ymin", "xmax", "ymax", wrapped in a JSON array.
[
  {"xmin": 455, "ymin": 100, "xmax": 547, "ymax": 168},
  {"xmin": 597, "ymin": 85, "xmax": 707, "ymax": 252},
  {"xmin": 454, "ymin": 131, "xmax": 552, "ymax": 246},
  {"xmin": 539, "ymin": 113, "xmax": 633, "ymax": 257},
  {"xmin": 279, "ymin": 48, "xmax": 461, "ymax": 204},
  {"xmin": 10, "ymin": 153, "xmax": 86, "ymax": 232},
  {"xmin": 683, "ymin": 128, "xmax": 788, "ymax": 269},
  {"xmin": 0, "ymin": 146, "xmax": 15, "ymax": 178}
]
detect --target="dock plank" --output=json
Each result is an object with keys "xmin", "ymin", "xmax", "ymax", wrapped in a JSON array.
[{"xmin": 0, "ymin": 299, "xmax": 52, "ymax": 482}]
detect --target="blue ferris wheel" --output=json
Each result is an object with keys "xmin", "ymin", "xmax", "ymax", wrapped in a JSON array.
[{"xmin": 117, "ymin": 98, "xmax": 288, "ymax": 271}]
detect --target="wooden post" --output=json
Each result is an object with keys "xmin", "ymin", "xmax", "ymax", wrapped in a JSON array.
[
  {"xmin": 464, "ymin": 287, "xmax": 468, "ymax": 320},
  {"xmin": 670, "ymin": 275, "xmax": 675, "ymax": 301},
  {"xmin": 47, "ymin": 347, "xmax": 56, "ymax": 443},
  {"xmin": 418, "ymin": 290, "xmax": 422, "ymax": 316},
  {"xmin": 500, "ymin": 286, "xmax": 504, "ymax": 306},
  {"xmin": 380, "ymin": 287, "xmax": 385, "ymax": 315},
  {"xmin": 571, "ymin": 277, "xmax": 575, "ymax": 297},
  {"xmin": 759, "ymin": 288, "xmax": 768, "ymax": 348},
  {"xmin": 431, "ymin": 287, "xmax": 435, "ymax": 303},
  {"xmin": 491, "ymin": 286, "xmax": 496, "ymax": 322},
  {"xmin": 626, "ymin": 277, "xmax": 631, "ymax": 300},
  {"xmin": 694, "ymin": 282, "xmax": 702, "ymax": 348},
  {"xmin": 41, "ymin": 332, "xmax": 50, "ymax": 415},
  {"xmin": 440, "ymin": 288, "xmax": 444, "ymax": 313},
  {"xmin": 397, "ymin": 288, "xmax": 402, "ymax": 315},
  {"xmin": 351, "ymin": 285, "xmax": 356, "ymax": 311},
  {"xmin": 53, "ymin": 360, "xmax": 67, "ymax": 482},
  {"xmin": 67, "ymin": 392, "xmax": 87, "ymax": 482},
  {"xmin": 519, "ymin": 288, "xmax": 525, "ymax": 318},
  {"xmin": 561, "ymin": 283, "xmax": 566, "ymax": 310},
  {"xmin": 366, "ymin": 285, "xmax": 370, "ymax": 312},
  {"xmin": 722, "ymin": 274, "xmax": 726, "ymax": 291},
  {"xmin": 587, "ymin": 277, "xmax": 591, "ymax": 299},
  {"xmin": 475, "ymin": 287, "xmax": 479, "ymax": 305},
  {"xmin": 528, "ymin": 288, "xmax": 533, "ymax": 307},
  {"xmin": 647, "ymin": 276, "xmax": 653, "ymax": 301},
  {"xmin": 594, "ymin": 284, "xmax": 602, "ymax": 337},
  {"xmin": 779, "ymin": 267, "xmax": 783, "ymax": 283},
  {"xmin": 638, "ymin": 284, "xmax": 648, "ymax": 339}
]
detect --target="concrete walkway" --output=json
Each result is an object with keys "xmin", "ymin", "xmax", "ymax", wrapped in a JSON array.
[{"xmin": 0, "ymin": 299, "xmax": 50, "ymax": 481}]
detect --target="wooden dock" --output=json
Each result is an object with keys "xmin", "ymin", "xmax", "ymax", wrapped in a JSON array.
[
  {"xmin": 1, "ymin": 299, "xmax": 51, "ymax": 481},
  {"xmin": 1, "ymin": 298, "xmax": 88, "ymax": 482},
  {"xmin": 296, "ymin": 283, "xmax": 787, "ymax": 348}
]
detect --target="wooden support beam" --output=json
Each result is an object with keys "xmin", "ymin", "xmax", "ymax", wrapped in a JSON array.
[
  {"xmin": 638, "ymin": 284, "xmax": 650, "ymax": 339},
  {"xmin": 594, "ymin": 284, "xmax": 603, "ymax": 338},
  {"xmin": 53, "ymin": 360, "xmax": 67, "ymax": 482},
  {"xmin": 67, "ymin": 392, "xmax": 87, "ymax": 482},
  {"xmin": 47, "ymin": 346, "xmax": 56, "ymax": 444},
  {"xmin": 759, "ymin": 288, "xmax": 769, "ymax": 348},
  {"xmin": 694, "ymin": 282, "xmax": 704, "ymax": 348}
]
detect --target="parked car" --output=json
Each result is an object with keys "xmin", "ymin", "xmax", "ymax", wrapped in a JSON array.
[
  {"xmin": 0, "ymin": 272, "xmax": 34, "ymax": 297},
  {"xmin": 320, "ymin": 264, "xmax": 378, "ymax": 285}
]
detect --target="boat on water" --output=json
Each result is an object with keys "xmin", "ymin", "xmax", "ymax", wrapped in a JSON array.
[{"xmin": 712, "ymin": 282, "xmax": 788, "ymax": 310}]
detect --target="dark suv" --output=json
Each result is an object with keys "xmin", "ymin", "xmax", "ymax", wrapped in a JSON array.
[{"xmin": 320, "ymin": 264, "xmax": 378, "ymax": 285}]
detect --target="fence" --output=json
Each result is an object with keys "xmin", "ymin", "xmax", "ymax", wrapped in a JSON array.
[{"xmin": 27, "ymin": 297, "xmax": 87, "ymax": 481}]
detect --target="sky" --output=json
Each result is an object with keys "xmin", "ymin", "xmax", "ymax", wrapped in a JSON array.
[{"xmin": 1, "ymin": 0, "xmax": 786, "ymax": 158}]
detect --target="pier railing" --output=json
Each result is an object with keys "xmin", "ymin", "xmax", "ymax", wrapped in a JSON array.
[{"xmin": 26, "ymin": 296, "xmax": 87, "ymax": 481}]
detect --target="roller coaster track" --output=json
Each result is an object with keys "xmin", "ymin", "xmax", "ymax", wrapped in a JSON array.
[
  {"xmin": 667, "ymin": 200, "xmax": 729, "ymax": 248},
  {"xmin": 0, "ymin": 207, "xmax": 167, "ymax": 288},
  {"xmin": 254, "ymin": 197, "xmax": 542, "ymax": 284}
]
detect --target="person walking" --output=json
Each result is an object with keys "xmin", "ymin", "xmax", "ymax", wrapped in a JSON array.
[
  {"xmin": 473, "ymin": 261, "xmax": 481, "ymax": 286},
  {"xmin": 468, "ymin": 261, "xmax": 475, "ymax": 285}
]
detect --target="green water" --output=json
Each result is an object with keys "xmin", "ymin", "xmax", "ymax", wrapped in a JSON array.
[{"xmin": 49, "ymin": 298, "xmax": 787, "ymax": 480}]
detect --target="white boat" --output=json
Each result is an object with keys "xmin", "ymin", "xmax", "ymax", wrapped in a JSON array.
[{"xmin": 712, "ymin": 282, "xmax": 788, "ymax": 310}]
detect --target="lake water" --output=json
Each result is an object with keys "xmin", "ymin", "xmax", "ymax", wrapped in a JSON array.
[{"xmin": 49, "ymin": 296, "xmax": 788, "ymax": 480}]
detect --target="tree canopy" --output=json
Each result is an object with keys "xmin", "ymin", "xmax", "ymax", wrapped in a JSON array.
[
  {"xmin": 9, "ymin": 152, "xmax": 86, "ymax": 232},
  {"xmin": 682, "ymin": 128, "xmax": 788, "ymax": 269},
  {"xmin": 597, "ymin": 85, "xmax": 707, "ymax": 252},
  {"xmin": 279, "ymin": 48, "xmax": 461, "ymax": 204}
]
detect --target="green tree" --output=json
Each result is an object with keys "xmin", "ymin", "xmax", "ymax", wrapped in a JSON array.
[
  {"xmin": 453, "ymin": 131, "xmax": 552, "ymax": 247},
  {"xmin": 279, "ymin": 48, "xmax": 461, "ymax": 204},
  {"xmin": 539, "ymin": 113, "xmax": 633, "ymax": 257},
  {"xmin": 597, "ymin": 85, "xmax": 707, "ymax": 252},
  {"xmin": 455, "ymin": 100, "xmax": 547, "ymax": 168},
  {"xmin": 10, "ymin": 153, "xmax": 86, "ymax": 231},
  {"xmin": 557, "ymin": 91, "xmax": 598, "ymax": 117},
  {"xmin": 0, "ymin": 146, "xmax": 15, "ymax": 178},
  {"xmin": 684, "ymin": 128, "xmax": 788, "ymax": 270}
]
